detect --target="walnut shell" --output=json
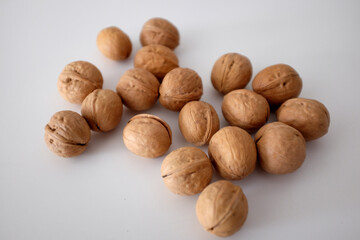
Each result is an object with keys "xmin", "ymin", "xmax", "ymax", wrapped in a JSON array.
[
  {"xmin": 208, "ymin": 126, "xmax": 256, "ymax": 180},
  {"xmin": 140, "ymin": 17, "xmax": 180, "ymax": 50},
  {"xmin": 252, "ymin": 64, "xmax": 302, "ymax": 106},
  {"xmin": 161, "ymin": 147, "xmax": 213, "ymax": 195},
  {"xmin": 57, "ymin": 61, "xmax": 103, "ymax": 104},
  {"xmin": 211, "ymin": 53, "xmax": 252, "ymax": 94},
  {"xmin": 116, "ymin": 68, "xmax": 159, "ymax": 111},
  {"xmin": 96, "ymin": 26, "xmax": 132, "ymax": 60},
  {"xmin": 44, "ymin": 111, "xmax": 91, "ymax": 157},
  {"xmin": 222, "ymin": 89, "xmax": 270, "ymax": 132},
  {"xmin": 196, "ymin": 180, "xmax": 248, "ymax": 237},
  {"xmin": 134, "ymin": 44, "xmax": 179, "ymax": 79},
  {"xmin": 178, "ymin": 101, "xmax": 219, "ymax": 146},
  {"xmin": 123, "ymin": 114, "xmax": 172, "ymax": 158},
  {"xmin": 255, "ymin": 122, "xmax": 306, "ymax": 174},
  {"xmin": 81, "ymin": 89, "xmax": 123, "ymax": 132},
  {"xmin": 159, "ymin": 68, "xmax": 203, "ymax": 111},
  {"xmin": 276, "ymin": 98, "xmax": 330, "ymax": 141}
]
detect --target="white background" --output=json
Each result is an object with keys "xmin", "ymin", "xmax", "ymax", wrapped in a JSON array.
[{"xmin": 1, "ymin": 0, "xmax": 359, "ymax": 239}]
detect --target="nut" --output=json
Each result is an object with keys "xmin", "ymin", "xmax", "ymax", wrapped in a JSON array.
[
  {"xmin": 255, "ymin": 122, "xmax": 306, "ymax": 174},
  {"xmin": 116, "ymin": 68, "xmax": 159, "ymax": 111},
  {"xmin": 252, "ymin": 64, "xmax": 302, "ymax": 106},
  {"xmin": 81, "ymin": 89, "xmax": 123, "ymax": 132},
  {"xmin": 196, "ymin": 180, "xmax": 248, "ymax": 237},
  {"xmin": 211, "ymin": 53, "xmax": 252, "ymax": 94},
  {"xmin": 159, "ymin": 68, "xmax": 203, "ymax": 111},
  {"xmin": 161, "ymin": 147, "xmax": 213, "ymax": 195},
  {"xmin": 44, "ymin": 111, "xmax": 91, "ymax": 157},
  {"xmin": 178, "ymin": 101, "xmax": 219, "ymax": 145},
  {"xmin": 96, "ymin": 26, "xmax": 132, "ymax": 60},
  {"xmin": 222, "ymin": 89, "xmax": 270, "ymax": 132},
  {"xmin": 276, "ymin": 98, "xmax": 330, "ymax": 141},
  {"xmin": 140, "ymin": 17, "xmax": 180, "ymax": 50},
  {"xmin": 57, "ymin": 61, "xmax": 103, "ymax": 104},
  {"xmin": 134, "ymin": 44, "xmax": 179, "ymax": 79},
  {"xmin": 123, "ymin": 114, "xmax": 172, "ymax": 158},
  {"xmin": 208, "ymin": 126, "xmax": 257, "ymax": 180}
]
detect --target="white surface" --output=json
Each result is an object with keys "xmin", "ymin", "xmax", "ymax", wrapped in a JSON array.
[{"xmin": 0, "ymin": 0, "xmax": 359, "ymax": 239}]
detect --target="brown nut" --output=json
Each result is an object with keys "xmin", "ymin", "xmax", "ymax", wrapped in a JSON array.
[
  {"xmin": 222, "ymin": 89, "xmax": 270, "ymax": 132},
  {"xmin": 276, "ymin": 98, "xmax": 330, "ymax": 141},
  {"xmin": 81, "ymin": 89, "xmax": 123, "ymax": 132},
  {"xmin": 211, "ymin": 53, "xmax": 252, "ymax": 94},
  {"xmin": 96, "ymin": 26, "xmax": 132, "ymax": 60},
  {"xmin": 161, "ymin": 147, "xmax": 213, "ymax": 195},
  {"xmin": 196, "ymin": 180, "xmax": 248, "ymax": 237},
  {"xmin": 134, "ymin": 44, "xmax": 179, "ymax": 79},
  {"xmin": 159, "ymin": 68, "xmax": 203, "ymax": 111},
  {"xmin": 140, "ymin": 17, "xmax": 180, "ymax": 50},
  {"xmin": 178, "ymin": 101, "xmax": 219, "ymax": 145},
  {"xmin": 208, "ymin": 126, "xmax": 256, "ymax": 180},
  {"xmin": 44, "ymin": 111, "xmax": 91, "ymax": 157},
  {"xmin": 57, "ymin": 61, "xmax": 103, "ymax": 104},
  {"xmin": 252, "ymin": 64, "xmax": 302, "ymax": 106},
  {"xmin": 123, "ymin": 114, "xmax": 172, "ymax": 158},
  {"xmin": 255, "ymin": 122, "xmax": 306, "ymax": 174},
  {"xmin": 116, "ymin": 68, "xmax": 159, "ymax": 111}
]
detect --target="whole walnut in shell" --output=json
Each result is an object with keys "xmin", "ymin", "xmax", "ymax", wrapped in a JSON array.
[
  {"xmin": 161, "ymin": 147, "xmax": 213, "ymax": 195},
  {"xmin": 58, "ymin": 61, "xmax": 103, "ymax": 104},
  {"xmin": 44, "ymin": 111, "xmax": 91, "ymax": 157},
  {"xmin": 211, "ymin": 53, "xmax": 252, "ymax": 94},
  {"xmin": 81, "ymin": 89, "xmax": 123, "ymax": 132},
  {"xmin": 178, "ymin": 101, "xmax": 219, "ymax": 145},
  {"xmin": 276, "ymin": 98, "xmax": 330, "ymax": 141},
  {"xmin": 196, "ymin": 180, "xmax": 248, "ymax": 237}
]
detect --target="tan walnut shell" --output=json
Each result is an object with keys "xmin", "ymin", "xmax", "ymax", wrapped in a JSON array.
[
  {"xmin": 196, "ymin": 180, "xmax": 248, "ymax": 237},
  {"xmin": 81, "ymin": 89, "xmax": 123, "ymax": 132},
  {"xmin": 161, "ymin": 147, "xmax": 213, "ymax": 196},
  {"xmin": 178, "ymin": 101, "xmax": 219, "ymax": 146},
  {"xmin": 96, "ymin": 26, "xmax": 132, "ymax": 60},
  {"xmin": 211, "ymin": 53, "xmax": 252, "ymax": 94},
  {"xmin": 208, "ymin": 126, "xmax": 257, "ymax": 180},
  {"xmin": 159, "ymin": 68, "xmax": 203, "ymax": 111},
  {"xmin": 44, "ymin": 111, "xmax": 91, "ymax": 157},
  {"xmin": 140, "ymin": 17, "xmax": 180, "ymax": 50},
  {"xmin": 276, "ymin": 98, "xmax": 330, "ymax": 141},
  {"xmin": 57, "ymin": 61, "xmax": 103, "ymax": 104},
  {"xmin": 255, "ymin": 122, "xmax": 306, "ymax": 174},
  {"xmin": 116, "ymin": 68, "xmax": 159, "ymax": 111},
  {"xmin": 134, "ymin": 44, "xmax": 179, "ymax": 79},
  {"xmin": 222, "ymin": 89, "xmax": 270, "ymax": 132},
  {"xmin": 252, "ymin": 64, "xmax": 302, "ymax": 106},
  {"xmin": 123, "ymin": 114, "xmax": 172, "ymax": 158}
]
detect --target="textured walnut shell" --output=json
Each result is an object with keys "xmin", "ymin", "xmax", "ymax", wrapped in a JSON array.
[
  {"xmin": 140, "ymin": 18, "xmax": 180, "ymax": 50},
  {"xmin": 208, "ymin": 126, "xmax": 257, "ymax": 180},
  {"xmin": 161, "ymin": 147, "xmax": 213, "ymax": 195},
  {"xmin": 123, "ymin": 114, "xmax": 172, "ymax": 158},
  {"xmin": 211, "ymin": 53, "xmax": 252, "ymax": 94},
  {"xmin": 57, "ymin": 61, "xmax": 103, "ymax": 104},
  {"xmin": 44, "ymin": 111, "xmax": 91, "ymax": 157},
  {"xmin": 178, "ymin": 101, "xmax": 219, "ymax": 145},
  {"xmin": 222, "ymin": 89, "xmax": 270, "ymax": 132},
  {"xmin": 81, "ymin": 89, "xmax": 123, "ymax": 132},
  {"xmin": 196, "ymin": 180, "xmax": 248, "ymax": 237},
  {"xmin": 96, "ymin": 26, "xmax": 132, "ymax": 60},
  {"xmin": 116, "ymin": 68, "xmax": 159, "ymax": 111},
  {"xmin": 252, "ymin": 64, "xmax": 302, "ymax": 106},
  {"xmin": 255, "ymin": 122, "xmax": 306, "ymax": 174},
  {"xmin": 276, "ymin": 98, "xmax": 330, "ymax": 141},
  {"xmin": 159, "ymin": 68, "xmax": 203, "ymax": 111},
  {"xmin": 134, "ymin": 44, "xmax": 179, "ymax": 79}
]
